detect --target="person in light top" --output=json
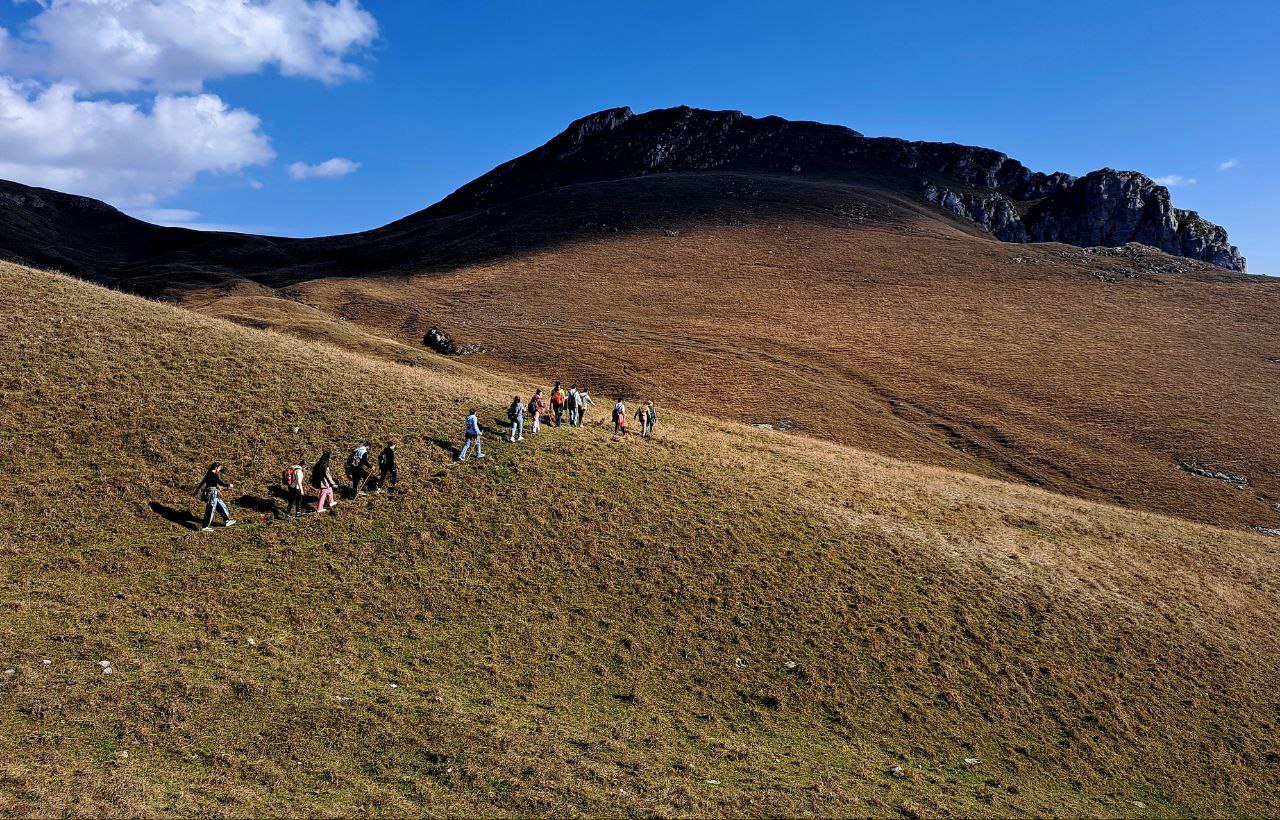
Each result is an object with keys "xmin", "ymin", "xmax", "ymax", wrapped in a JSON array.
[{"xmin": 458, "ymin": 408, "xmax": 485, "ymax": 461}]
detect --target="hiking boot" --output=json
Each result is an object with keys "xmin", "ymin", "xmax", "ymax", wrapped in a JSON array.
[
  {"xmin": 201, "ymin": 526, "xmax": 214, "ymax": 533},
  {"xmin": 224, "ymin": 519, "xmax": 237, "ymax": 527}
]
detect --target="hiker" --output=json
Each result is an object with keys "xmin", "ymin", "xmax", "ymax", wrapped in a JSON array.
[
  {"xmin": 550, "ymin": 381, "xmax": 566, "ymax": 427},
  {"xmin": 459, "ymin": 408, "xmax": 485, "ymax": 461},
  {"xmin": 313, "ymin": 451, "xmax": 339, "ymax": 514},
  {"xmin": 346, "ymin": 442, "xmax": 373, "ymax": 496},
  {"xmin": 567, "ymin": 385, "xmax": 580, "ymax": 426},
  {"xmin": 577, "ymin": 387, "xmax": 594, "ymax": 427},
  {"xmin": 612, "ymin": 399, "xmax": 628, "ymax": 437},
  {"xmin": 529, "ymin": 389, "xmax": 545, "ymax": 434},
  {"xmin": 377, "ymin": 441, "xmax": 398, "ymax": 492},
  {"xmin": 637, "ymin": 400, "xmax": 657, "ymax": 438},
  {"xmin": 283, "ymin": 458, "xmax": 307, "ymax": 519},
  {"xmin": 508, "ymin": 395, "xmax": 525, "ymax": 442},
  {"xmin": 195, "ymin": 463, "xmax": 236, "ymax": 532}
]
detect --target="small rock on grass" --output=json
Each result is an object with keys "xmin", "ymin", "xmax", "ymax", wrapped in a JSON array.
[
  {"xmin": 1132, "ymin": 801, "xmax": 1146, "ymax": 809},
  {"xmin": 889, "ymin": 765, "xmax": 907, "ymax": 778},
  {"xmin": 964, "ymin": 758, "xmax": 980, "ymax": 766}
]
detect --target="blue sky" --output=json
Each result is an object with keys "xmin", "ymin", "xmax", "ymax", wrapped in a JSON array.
[{"xmin": 0, "ymin": 0, "xmax": 1275, "ymax": 273}]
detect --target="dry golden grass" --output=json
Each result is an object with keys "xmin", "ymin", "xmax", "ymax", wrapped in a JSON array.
[
  {"xmin": 3, "ymin": 261, "xmax": 1280, "ymax": 817},
  {"xmin": 172, "ymin": 173, "xmax": 1280, "ymax": 532}
]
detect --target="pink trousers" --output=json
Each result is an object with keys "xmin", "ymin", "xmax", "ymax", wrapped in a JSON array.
[{"xmin": 317, "ymin": 487, "xmax": 335, "ymax": 511}]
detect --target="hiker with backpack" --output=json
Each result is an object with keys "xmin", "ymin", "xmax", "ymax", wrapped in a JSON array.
[
  {"xmin": 508, "ymin": 395, "xmax": 525, "ymax": 442},
  {"xmin": 346, "ymin": 442, "xmax": 373, "ymax": 497},
  {"xmin": 283, "ymin": 459, "xmax": 307, "ymax": 519},
  {"xmin": 377, "ymin": 441, "xmax": 398, "ymax": 492},
  {"xmin": 636, "ymin": 400, "xmax": 657, "ymax": 438},
  {"xmin": 529, "ymin": 389, "xmax": 545, "ymax": 434},
  {"xmin": 314, "ymin": 452, "xmax": 339, "ymax": 514},
  {"xmin": 195, "ymin": 463, "xmax": 236, "ymax": 532},
  {"xmin": 612, "ymin": 399, "xmax": 628, "ymax": 437},
  {"xmin": 550, "ymin": 381, "xmax": 566, "ymax": 427},
  {"xmin": 567, "ymin": 385, "xmax": 580, "ymax": 427},
  {"xmin": 577, "ymin": 387, "xmax": 594, "ymax": 427},
  {"xmin": 458, "ymin": 408, "xmax": 485, "ymax": 461}
]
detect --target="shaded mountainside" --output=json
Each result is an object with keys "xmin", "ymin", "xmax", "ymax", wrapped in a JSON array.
[
  {"xmin": 3, "ymin": 263, "xmax": 1280, "ymax": 816},
  {"xmin": 422, "ymin": 107, "xmax": 1245, "ymax": 271},
  {"xmin": 0, "ymin": 107, "xmax": 1245, "ymax": 291}
]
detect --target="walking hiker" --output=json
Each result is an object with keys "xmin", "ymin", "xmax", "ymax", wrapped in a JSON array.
[
  {"xmin": 529, "ymin": 389, "xmax": 545, "ymax": 434},
  {"xmin": 612, "ymin": 399, "xmax": 628, "ymax": 437},
  {"xmin": 577, "ymin": 387, "xmax": 594, "ymax": 427},
  {"xmin": 459, "ymin": 408, "xmax": 485, "ymax": 461},
  {"xmin": 195, "ymin": 463, "xmax": 236, "ymax": 532},
  {"xmin": 508, "ymin": 395, "xmax": 525, "ymax": 442},
  {"xmin": 377, "ymin": 441, "xmax": 398, "ymax": 492},
  {"xmin": 314, "ymin": 451, "xmax": 339, "ymax": 514},
  {"xmin": 551, "ymin": 381, "xmax": 566, "ymax": 427},
  {"xmin": 283, "ymin": 459, "xmax": 307, "ymax": 519},
  {"xmin": 346, "ymin": 442, "xmax": 372, "ymax": 496},
  {"xmin": 636, "ymin": 400, "xmax": 657, "ymax": 438},
  {"xmin": 567, "ymin": 385, "xmax": 580, "ymax": 426}
]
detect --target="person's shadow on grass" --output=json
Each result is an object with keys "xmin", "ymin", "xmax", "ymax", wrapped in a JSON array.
[
  {"xmin": 149, "ymin": 502, "xmax": 201, "ymax": 531},
  {"xmin": 235, "ymin": 494, "xmax": 281, "ymax": 519}
]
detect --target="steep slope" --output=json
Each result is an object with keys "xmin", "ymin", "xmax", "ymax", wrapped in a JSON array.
[
  {"xmin": 2, "ymin": 262, "xmax": 1280, "ymax": 817},
  {"xmin": 0, "ymin": 108, "xmax": 1272, "ymax": 533}
]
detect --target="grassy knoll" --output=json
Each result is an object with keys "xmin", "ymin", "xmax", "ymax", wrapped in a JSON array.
[{"xmin": 1, "ymin": 263, "xmax": 1278, "ymax": 817}]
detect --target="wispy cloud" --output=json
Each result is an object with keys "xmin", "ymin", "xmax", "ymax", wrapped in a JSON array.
[
  {"xmin": 288, "ymin": 157, "xmax": 361, "ymax": 181},
  {"xmin": 128, "ymin": 207, "xmax": 270, "ymax": 234},
  {"xmin": 1219, "ymin": 159, "xmax": 1239, "ymax": 170},
  {"xmin": 1153, "ymin": 174, "xmax": 1197, "ymax": 187}
]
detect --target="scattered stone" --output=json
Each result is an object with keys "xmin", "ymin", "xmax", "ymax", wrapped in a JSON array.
[
  {"xmin": 734, "ymin": 657, "xmax": 747, "ymax": 669},
  {"xmin": 102, "ymin": 667, "xmax": 113, "ymax": 675},
  {"xmin": 662, "ymin": 229, "xmax": 681, "ymax": 237},
  {"xmin": 246, "ymin": 637, "xmax": 257, "ymax": 646},
  {"xmin": 964, "ymin": 758, "xmax": 980, "ymax": 766},
  {"xmin": 790, "ymin": 165, "xmax": 802, "ymax": 173},
  {"xmin": 1132, "ymin": 801, "xmax": 1146, "ymax": 809},
  {"xmin": 41, "ymin": 659, "xmax": 51, "ymax": 665},
  {"xmin": 1252, "ymin": 527, "xmax": 1280, "ymax": 538},
  {"xmin": 889, "ymin": 765, "xmax": 907, "ymax": 778},
  {"xmin": 704, "ymin": 779, "xmax": 720, "ymax": 785},
  {"xmin": 3, "ymin": 669, "xmax": 13, "ymax": 676},
  {"xmin": 1179, "ymin": 462, "xmax": 1249, "ymax": 490},
  {"xmin": 98, "ymin": 660, "xmax": 111, "ymax": 668},
  {"xmin": 1009, "ymin": 256, "xmax": 1028, "ymax": 264},
  {"xmin": 783, "ymin": 660, "xmax": 797, "ymax": 670},
  {"xmin": 751, "ymin": 423, "xmax": 774, "ymax": 430},
  {"xmin": 389, "ymin": 683, "xmax": 398, "ymax": 688},
  {"xmin": 118, "ymin": 750, "xmax": 129, "ymax": 759},
  {"xmin": 292, "ymin": 426, "xmax": 301, "ymax": 434}
]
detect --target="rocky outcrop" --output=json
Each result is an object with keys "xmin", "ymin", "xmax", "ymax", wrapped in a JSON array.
[{"xmin": 427, "ymin": 106, "xmax": 1245, "ymax": 271}]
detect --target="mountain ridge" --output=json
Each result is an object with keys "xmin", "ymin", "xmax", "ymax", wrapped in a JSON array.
[{"xmin": 0, "ymin": 106, "xmax": 1247, "ymax": 285}]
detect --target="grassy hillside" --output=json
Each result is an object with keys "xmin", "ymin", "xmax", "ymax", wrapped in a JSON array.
[
  {"xmin": 2, "ymin": 262, "xmax": 1279, "ymax": 817},
  {"xmin": 173, "ymin": 173, "xmax": 1280, "ymax": 533}
]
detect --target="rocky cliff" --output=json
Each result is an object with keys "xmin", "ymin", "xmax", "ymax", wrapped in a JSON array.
[{"xmin": 430, "ymin": 106, "xmax": 1245, "ymax": 271}]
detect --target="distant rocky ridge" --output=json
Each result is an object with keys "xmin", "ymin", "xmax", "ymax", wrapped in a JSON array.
[{"xmin": 431, "ymin": 106, "xmax": 1245, "ymax": 271}]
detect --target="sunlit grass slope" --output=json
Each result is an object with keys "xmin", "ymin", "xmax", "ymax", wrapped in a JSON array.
[{"xmin": 1, "ymin": 262, "xmax": 1278, "ymax": 817}]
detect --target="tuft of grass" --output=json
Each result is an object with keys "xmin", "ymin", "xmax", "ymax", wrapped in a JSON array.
[{"xmin": 1, "ymin": 262, "xmax": 1279, "ymax": 817}]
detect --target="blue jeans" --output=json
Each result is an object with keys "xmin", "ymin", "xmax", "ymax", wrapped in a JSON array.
[
  {"xmin": 203, "ymin": 497, "xmax": 230, "ymax": 528},
  {"xmin": 510, "ymin": 416, "xmax": 523, "ymax": 440},
  {"xmin": 459, "ymin": 434, "xmax": 483, "ymax": 460}
]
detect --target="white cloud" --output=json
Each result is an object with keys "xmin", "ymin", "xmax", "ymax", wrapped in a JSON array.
[
  {"xmin": 287, "ymin": 156, "xmax": 360, "ymax": 180},
  {"xmin": 1219, "ymin": 159, "xmax": 1239, "ymax": 170},
  {"xmin": 127, "ymin": 206, "xmax": 271, "ymax": 233},
  {"xmin": 0, "ymin": 78, "xmax": 274, "ymax": 206},
  {"xmin": 3, "ymin": 0, "xmax": 378, "ymax": 93},
  {"xmin": 1153, "ymin": 174, "xmax": 1197, "ymax": 187}
]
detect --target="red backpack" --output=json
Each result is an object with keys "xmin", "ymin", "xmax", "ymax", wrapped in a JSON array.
[{"xmin": 282, "ymin": 466, "xmax": 296, "ymax": 488}]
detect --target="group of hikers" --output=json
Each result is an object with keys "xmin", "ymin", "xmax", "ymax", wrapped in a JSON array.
[{"xmin": 193, "ymin": 382, "xmax": 657, "ymax": 532}]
